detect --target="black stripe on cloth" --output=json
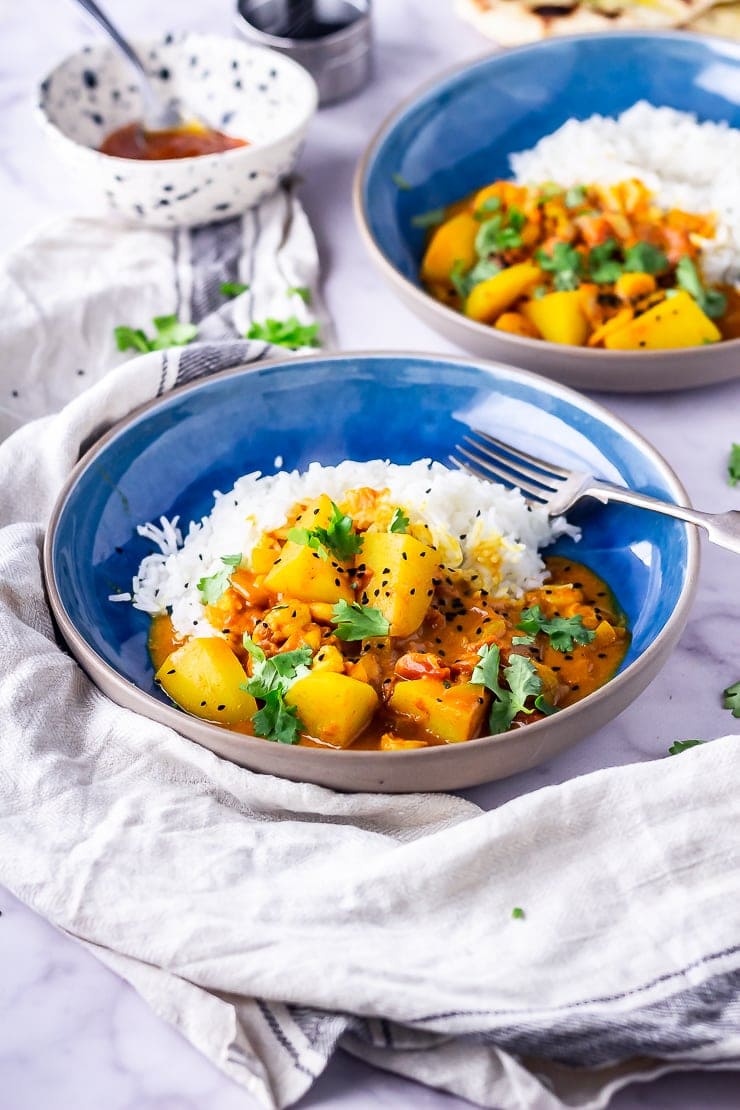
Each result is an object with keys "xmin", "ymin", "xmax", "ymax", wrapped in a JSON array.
[
  {"xmin": 468, "ymin": 965, "xmax": 740, "ymax": 1068},
  {"xmin": 188, "ymin": 217, "xmax": 243, "ymax": 325},
  {"xmin": 256, "ymin": 1000, "xmax": 318, "ymax": 1079},
  {"xmin": 174, "ymin": 340, "xmax": 261, "ymax": 386},
  {"xmin": 156, "ymin": 349, "xmax": 169, "ymax": 398}
]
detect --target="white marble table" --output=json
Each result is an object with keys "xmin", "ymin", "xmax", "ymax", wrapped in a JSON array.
[{"xmin": 1, "ymin": 1, "xmax": 738, "ymax": 1107}]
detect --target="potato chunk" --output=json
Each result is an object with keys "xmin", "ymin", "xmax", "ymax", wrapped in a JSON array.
[
  {"xmin": 156, "ymin": 637, "xmax": 256, "ymax": 724},
  {"xmin": 522, "ymin": 290, "xmax": 590, "ymax": 345},
  {"xmin": 264, "ymin": 542, "xmax": 354, "ymax": 604},
  {"xmin": 603, "ymin": 290, "xmax": 720, "ymax": 349},
  {"xmin": 285, "ymin": 671, "xmax": 378, "ymax": 748},
  {"xmin": 421, "ymin": 213, "xmax": 479, "ymax": 285},
  {"xmin": 360, "ymin": 532, "xmax": 437, "ymax": 637},
  {"xmin": 389, "ymin": 678, "xmax": 488, "ymax": 744},
  {"xmin": 465, "ymin": 263, "xmax": 541, "ymax": 323}
]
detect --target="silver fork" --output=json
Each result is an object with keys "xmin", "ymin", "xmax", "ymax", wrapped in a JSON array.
[{"xmin": 450, "ymin": 428, "xmax": 740, "ymax": 555}]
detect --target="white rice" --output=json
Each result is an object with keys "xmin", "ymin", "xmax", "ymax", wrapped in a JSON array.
[
  {"xmin": 510, "ymin": 101, "xmax": 740, "ymax": 287},
  {"xmin": 128, "ymin": 460, "xmax": 575, "ymax": 641}
]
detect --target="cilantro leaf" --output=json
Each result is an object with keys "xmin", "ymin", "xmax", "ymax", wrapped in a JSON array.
[
  {"xmin": 536, "ymin": 243, "xmax": 583, "ymax": 291},
  {"xmin": 242, "ymin": 637, "xmax": 312, "ymax": 700},
  {"xmin": 505, "ymin": 653, "xmax": 542, "ymax": 715},
  {"xmin": 564, "ymin": 185, "xmax": 587, "ymax": 208},
  {"xmin": 411, "ymin": 207, "xmax": 447, "ymax": 229},
  {"xmin": 450, "ymin": 258, "xmax": 501, "ymax": 300},
  {"xmin": 331, "ymin": 600, "xmax": 389, "ymax": 641},
  {"xmin": 286, "ymin": 527, "xmax": 329, "ymax": 561},
  {"xmin": 588, "ymin": 238, "xmax": 623, "ymax": 284},
  {"xmin": 511, "ymin": 634, "xmax": 534, "ymax": 646},
  {"xmin": 511, "ymin": 906, "xmax": 525, "ymax": 920},
  {"xmin": 288, "ymin": 502, "xmax": 361, "ymax": 562},
  {"xmin": 728, "ymin": 443, "xmax": 740, "ymax": 487},
  {"xmin": 197, "ymin": 553, "xmax": 242, "ymax": 605},
  {"xmin": 287, "ymin": 285, "xmax": 311, "ymax": 304},
  {"xmin": 246, "ymin": 316, "xmax": 320, "ymax": 349},
  {"xmin": 623, "ymin": 241, "xmax": 668, "ymax": 276},
  {"xmin": 389, "ymin": 508, "xmax": 410, "ymax": 534},
  {"xmin": 220, "ymin": 281, "xmax": 250, "ymax": 297},
  {"xmin": 534, "ymin": 694, "xmax": 558, "ymax": 715},
  {"xmin": 517, "ymin": 605, "xmax": 596, "ymax": 652},
  {"xmin": 668, "ymin": 739, "xmax": 704, "ymax": 755},
  {"xmin": 252, "ymin": 689, "xmax": 303, "ymax": 745},
  {"xmin": 675, "ymin": 256, "xmax": 727, "ymax": 319},
  {"xmin": 473, "ymin": 644, "xmax": 542, "ymax": 735},
  {"xmin": 473, "ymin": 195, "xmax": 502, "ymax": 220},
  {"xmin": 391, "ymin": 172, "xmax": 412, "ymax": 190},
  {"xmin": 722, "ymin": 681, "xmax": 740, "ymax": 718},
  {"xmin": 475, "ymin": 211, "xmax": 525, "ymax": 256},
  {"xmin": 536, "ymin": 183, "xmax": 563, "ymax": 206},
  {"xmin": 114, "ymin": 315, "xmax": 197, "ymax": 353}
]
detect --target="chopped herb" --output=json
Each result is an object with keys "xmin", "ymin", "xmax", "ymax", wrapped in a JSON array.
[
  {"xmin": 288, "ymin": 501, "xmax": 363, "ymax": 562},
  {"xmin": 246, "ymin": 315, "xmax": 320, "ymax": 349},
  {"xmin": 588, "ymin": 238, "xmax": 623, "ymax": 285},
  {"xmin": 511, "ymin": 634, "xmax": 534, "ymax": 646},
  {"xmin": 391, "ymin": 172, "xmax": 412, "ymax": 190},
  {"xmin": 473, "ymin": 195, "xmax": 502, "ymax": 220},
  {"xmin": 536, "ymin": 242, "xmax": 583, "ymax": 291},
  {"xmin": 450, "ymin": 259, "xmax": 469, "ymax": 300},
  {"xmin": 475, "ymin": 209, "xmax": 526, "ymax": 255},
  {"xmin": 252, "ymin": 690, "xmax": 303, "ymax": 745},
  {"xmin": 532, "ymin": 284, "xmax": 547, "ymax": 300},
  {"xmin": 389, "ymin": 508, "xmax": 410, "ymax": 534},
  {"xmin": 242, "ymin": 637, "xmax": 312, "ymax": 699},
  {"xmin": 114, "ymin": 314, "xmax": 198, "ymax": 353},
  {"xmin": 331, "ymin": 600, "xmax": 389, "ymax": 641},
  {"xmin": 675, "ymin": 256, "xmax": 727, "ymax": 319},
  {"xmin": 623, "ymin": 241, "xmax": 668, "ymax": 275},
  {"xmin": 728, "ymin": 443, "xmax": 740, "ymax": 487},
  {"xmin": 287, "ymin": 285, "xmax": 311, "ymax": 304},
  {"xmin": 472, "ymin": 644, "xmax": 542, "ymax": 735},
  {"xmin": 517, "ymin": 605, "xmax": 596, "ymax": 652},
  {"xmin": 196, "ymin": 553, "xmax": 242, "ymax": 605},
  {"xmin": 534, "ymin": 694, "xmax": 558, "ymax": 715},
  {"xmin": 287, "ymin": 527, "xmax": 329, "ymax": 560},
  {"xmin": 536, "ymin": 183, "xmax": 563, "ymax": 205},
  {"xmin": 450, "ymin": 257, "xmax": 501, "ymax": 300},
  {"xmin": 511, "ymin": 906, "xmax": 525, "ymax": 920},
  {"xmin": 411, "ymin": 207, "xmax": 446, "ymax": 229},
  {"xmin": 564, "ymin": 185, "xmax": 587, "ymax": 208},
  {"xmin": 722, "ymin": 680, "xmax": 740, "ymax": 718},
  {"xmin": 220, "ymin": 281, "xmax": 250, "ymax": 297},
  {"xmin": 668, "ymin": 739, "xmax": 704, "ymax": 755}
]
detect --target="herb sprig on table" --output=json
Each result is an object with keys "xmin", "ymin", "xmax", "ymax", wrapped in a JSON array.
[
  {"xmin": 247, "ymin": 315, "xmax": 320, "ymax": 349},
  {"xmin": 114, "ymin": 315, "xmax": 198, "ymax": 352}
]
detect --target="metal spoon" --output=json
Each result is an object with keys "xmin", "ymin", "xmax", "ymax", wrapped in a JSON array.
[{"xmin": 73, "ymin": 0, "xmax": 187, "ymax": 131}]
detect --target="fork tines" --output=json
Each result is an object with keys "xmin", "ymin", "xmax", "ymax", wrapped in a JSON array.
[{"xmin": 449, "ymin": 429, "xmax": 565, "ymax": 504}]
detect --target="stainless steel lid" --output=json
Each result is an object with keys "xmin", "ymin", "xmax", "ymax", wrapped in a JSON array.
[{"xmin": 235, "ymin": 0, "xmax": 372, "ymax": 105}]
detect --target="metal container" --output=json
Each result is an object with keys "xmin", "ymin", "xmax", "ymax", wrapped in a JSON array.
[{"xmin": 235, "ymin": 0, "xmax": 372, "ymax": 105}]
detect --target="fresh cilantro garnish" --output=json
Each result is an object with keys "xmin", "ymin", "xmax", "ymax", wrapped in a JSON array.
[
  {"xmin": 242, "ymin": 637, "xmax": 312, "ymax": 699},
  {"xmin": 475, "ymin": 209, "xmax": 526, "ymax": 255},
  {"xmin": 722, "ymin": 681, "xmax": 740, "ymax": 717},
  {"xmin": 728, "ymin": 443, "xmax": 740, "ymax": 487},
  {"xmin": 391, "ymin": 172, "xmax": 412, "ymax": 190},
  {"xmin": 289, "ymin": 501, "xmax": 362, "ymax": 562},
  {"xmin": 331, "ymin": 600, "xmax": 389, "ymax": 641},
  {"xmin": 623, "ymin": 241, "xmax": 668, "ymax": 275},
  {"xmin": 389, "ymin": 508, "xmax": 410, "ymax": 534},
  {"xmin": 473, "ymin": 196, "xmax": 502, "ymax": 220},
  {"xmin": 668, "ymin": 739, "xmax": 704, "ymax": 755},
  {"xmin": 286, "ymin": 527, "xmax": 329, "ymax": 560},
  {"xmin": 536, "ymin": 183, "xmax": 563, "ymax": 206},
  {"xmin": 246, "ymin": 316, "xmax": 320, "ymax": 349},
  {"xmin": 252, "ymin": 689, "xmax": 303, "ymax": 745},
  {"xmin": 196, "ymin": 553, "xmax": 242, "ymax": 605},
  {"xmin": 411, "ymin": 207, "xmax": 446, "ymax": 229},
  {"xmin": 536, "ymin": 242, "xmax": 583, "ymax": 291},
  {"xmin": 517, "ymin": 605, "xmax": 596, "ymax": 652},
  {"xmin": 511, "ymin": 634, "xmax": 534, "ymax": 646},
  {"xmin": 532, "ymin": 285, "xmax": 547, "ymax": 300},
  {"xmin": 287, "ymin": 285, "xmax": 311, "ymax": 304},
  {"xmin": 534, "ymin": 694, "xmax": 558, "ymax": 715},
  {"xmin": 675, "ymin": 257, "xmax": 727, "ymax": 319},
  {"xmin": 450, "ymin": 258, "xmax": 501, "ymax": 300},
  {"xmin": 511, "ymin": 906, "xmax": 525, "ymax": 920},
  {"xmin": 114, "ymin": 314, "xmax": 198, "ymax": 353},
  {"xmin": 220, "ymin": 281, "xmax": 250, "ymax": 298},
  {"xmin": 588, "ymin": 238, "xmax": 623, "ymax": 284},
  {"xmin": 472, "ymin": 644, "xmax": 543, "ymax": 735},
  {"xmin": 564, "ymin": 185, "xmax": 587, "ymax": 208}
]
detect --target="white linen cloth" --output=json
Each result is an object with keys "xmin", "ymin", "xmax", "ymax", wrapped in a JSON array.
[{"xmin": 0, "ymin": 194, "xmax": 739, "ymax": 1110}]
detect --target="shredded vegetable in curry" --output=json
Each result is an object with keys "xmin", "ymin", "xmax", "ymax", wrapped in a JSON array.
[
  {"xmin": 419, "ymin": 178, "xmax": 740, "ymax": 348},
  {"xmin": 149, "ymin": 489, "xmax": 629, "ymax": 750}
]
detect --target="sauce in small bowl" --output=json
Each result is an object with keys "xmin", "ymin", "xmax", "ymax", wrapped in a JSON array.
[{"xmin": 100, "ymin": 121, "xmax": 248, "ymax": 160}]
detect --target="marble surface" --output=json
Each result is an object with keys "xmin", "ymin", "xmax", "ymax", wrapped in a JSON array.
[{"xmin": 1, "ymin": 0, "xmax": 738, "ymax": 1107}]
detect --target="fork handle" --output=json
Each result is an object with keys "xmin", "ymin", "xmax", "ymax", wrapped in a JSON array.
[{"xmin": 586, "ymin": 481, "xmax": 740, "ymax": 555}]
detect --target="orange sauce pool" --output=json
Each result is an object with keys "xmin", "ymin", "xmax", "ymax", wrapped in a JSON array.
[
  {"xmin": 148, "ymin": 555, "xmax": 629, "ymax": 750},
  {"xmin": 99, "ymin": 122, "xmax": 248, "ymax": 160}
]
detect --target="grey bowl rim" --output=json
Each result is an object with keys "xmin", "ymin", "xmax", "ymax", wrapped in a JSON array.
[
  {"xmin": 351, "ymin": 29, "xmax": 740, "ymax": 370},
  {"xmin": 42, "ymin": 348, "xmax": 700, "ymax": 770}
]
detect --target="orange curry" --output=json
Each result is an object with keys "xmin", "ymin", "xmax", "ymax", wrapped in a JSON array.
[
  {"xmin": 150, "ymin": 488, "xmax": 630, "ymax": 751},
  {"xmin": 100, "ymin": 121, "xmax": 247, "ymax": 160}
]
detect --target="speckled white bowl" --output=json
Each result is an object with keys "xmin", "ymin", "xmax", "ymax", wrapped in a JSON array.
[{"xmin": 37, "ymin": 31, "xmax": 318, "ymax": 228}]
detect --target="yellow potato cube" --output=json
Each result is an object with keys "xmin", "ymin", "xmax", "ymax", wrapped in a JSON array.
[
  {"xmin": 522, "ymin": 290, "xmax": 590, "ymax": 345},
  {"xmin": 420, "ymin": 212, "xmax": 479, "ymax": 286},
  {"xmin": 465, "ymin": 262, "xmax": 541, "ymax": 323},
  {"xmin": 389, "ymin": 678, "xmax": 488, "ymax": 744},
  {"xmin": 264, "ymin": 542, "xmax": 354, "ymax": 604},
  {"xmin": 603, "ymin": 290, "xmax": 720, "ymax": 349},
  {"xmin": 360, "ymin": 532, "xmax": 437, "ymax": 637},
  {"xmin": 285, "ymin": 671, "xmax": 378, "ymax": 748},
  {"xmin": 156, "ymin": 637, "xmax": 256, "ymax": 725}
]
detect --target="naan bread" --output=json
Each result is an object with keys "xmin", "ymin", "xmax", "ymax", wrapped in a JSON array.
[{"xmin": 455, "ymin": 0, "xmax": 720, "ymax": 46}]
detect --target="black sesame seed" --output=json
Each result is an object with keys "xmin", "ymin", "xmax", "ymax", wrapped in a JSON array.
[
  {"xmin": 200, "ymin": 700, "xmax": 207, "ymax": 706},
  {"xmin": 410, "ymin": 588, "xmax": 416, "ymax": 596},
  {"xmin": 217, "ymin": 704, "xmax": 226, "ymax": 711},
  {"xmin": 401, "ymin": 552, "xmax": 408, "ymax": 561},
  {"xmin": 166, "ymin": 668, "xmax": 176, "ymax": 675}
]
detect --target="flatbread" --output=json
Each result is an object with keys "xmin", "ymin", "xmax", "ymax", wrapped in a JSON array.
[{"xmin": 455, "ymin": 0, "xmax": 721, "ymax": 46}]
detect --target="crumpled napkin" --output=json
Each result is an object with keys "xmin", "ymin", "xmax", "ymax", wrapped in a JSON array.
[{"xmin": 0, "ymin": 190, "xmax": 738, "ymax": 1110}]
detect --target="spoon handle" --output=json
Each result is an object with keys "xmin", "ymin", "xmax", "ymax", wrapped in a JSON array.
[{"xmin": 74, "ymin": 0, "xmax": 150, "ymax": 83}]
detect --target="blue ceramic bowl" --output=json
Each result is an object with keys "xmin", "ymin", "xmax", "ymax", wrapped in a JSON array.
[
  {"xmin": 354, "ymin": 31, "xmax": 740, "ymax": 393},
  {"xmin": 44, "ymin": 353, "xmax": 698, "ymax": 791}
]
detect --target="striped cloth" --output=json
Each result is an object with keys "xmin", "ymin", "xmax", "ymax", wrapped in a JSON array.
[{"xmin": 0, "ymin": 193, "xmax": 738, "ymax": 1110}]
